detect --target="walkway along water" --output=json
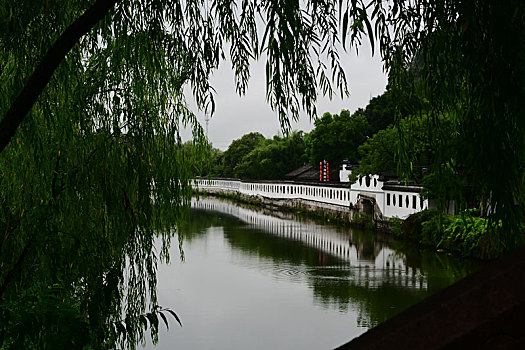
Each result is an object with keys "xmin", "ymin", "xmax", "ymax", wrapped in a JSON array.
[{"xmin": 193, "ymin": 177, "xmax": 432, "ymax": 226}]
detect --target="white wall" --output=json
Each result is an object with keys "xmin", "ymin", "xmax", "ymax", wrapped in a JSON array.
[
  {"xmin": 383, "ymin": 190, "xmax": 428, "ymax": 219},
  {"xmin": 349, "ymin": 175, "xmax": 384, "ymax": 206},
  {"xmin": 195, "ymin": 179, "xmax": 350, "ymax": 207},
  {"xmin": 339, "ymin": 164, "xmax": 352, "ymax": 183},
  {"xmin": 194, "ymin": 177, "xmax": 426, "ymax": 220}
]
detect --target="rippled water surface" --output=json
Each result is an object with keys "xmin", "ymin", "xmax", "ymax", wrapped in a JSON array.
[{"xmin": 144, "ymin": 197, "xmax": 480, "ymax": 350}]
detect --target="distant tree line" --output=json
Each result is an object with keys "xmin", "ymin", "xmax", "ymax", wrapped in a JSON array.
[
  {"xmin": 198, "ymin": 83, "xmax": 480, "ymax": 215},
  {"xmin": 199, "ymin": 85, "xmax": 404, "ymax": 181},
  {"xmin": 202, "ymin": 131, "xmax": 307, "ymax": 180}
]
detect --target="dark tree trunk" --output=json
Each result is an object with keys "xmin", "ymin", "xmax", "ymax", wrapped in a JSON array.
[{"xmin": 0, "ymin": 0, "xmax": 119, "ymax": 154}]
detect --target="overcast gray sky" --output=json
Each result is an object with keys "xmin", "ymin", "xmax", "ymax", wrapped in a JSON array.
[{"xmin": 185, "ymin": 41, "xmax": 388, "ymax": 150}]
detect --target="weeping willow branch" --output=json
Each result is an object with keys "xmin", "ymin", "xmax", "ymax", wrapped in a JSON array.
[
  {"xmin": 0, "ymin": 0, "xmax": 119, "ymax": 154},
  {"xmin": 0, "ymin": 239, "xmax": 32, "ymax": 300}
]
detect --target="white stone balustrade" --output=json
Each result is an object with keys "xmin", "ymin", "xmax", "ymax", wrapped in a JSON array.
[{"xmin": 193, "ymin": 177, "xmax": 428, "ymax": 220}]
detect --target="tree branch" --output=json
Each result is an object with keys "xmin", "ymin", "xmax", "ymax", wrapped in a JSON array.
[
  {"xmin": 0, "ymin": 0, "xmax": 119, "ymax": 154},
  {"xmin": 51, "ymin": 149, "xmax": 62, "ymax": 200},
  {"xmin": 0, "ymin": 214, "xmax": 21, "ymax": 254},
  {"xmin": 0, "ymin": 239, "xmax": 32, "ymax": 300}
]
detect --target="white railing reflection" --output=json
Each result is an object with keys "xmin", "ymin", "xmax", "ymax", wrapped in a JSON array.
[{"xmin": 192, "ymin": 197, "xmax": 428, "ymax": 291}]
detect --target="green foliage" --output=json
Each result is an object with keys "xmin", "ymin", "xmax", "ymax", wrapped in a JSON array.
[
  {"xmin": 222, "ymin": 132, "xmax": 265, "ymax": 178},
  {"xmin": 351, "ymin": 212, "xmax": 375, "ymax": 230},
  {"xmin": 356, "ymin": 126, "xmax": 397, "ymax": 176},
  {"xmin": 362, "ymin": 89, "xmax": 398, "ymax": 136},
  {"xmin": 215, "ymin": 131, "xmax": 309, "ymax": 180},
  {"xmin": 306, "ymin": 110, "xmax": 369, "ymax": 173},
  {"xmin": 357, "ymin": 114, "xmax": 454, "ymax": 179},
  {"xmin": 420, "ymin": 165, "xmax": 464, "ymax": 212},
  {"xmin": 389, "ymin": 217, "xmax": 404, "ymax": 237},
  {"xmin": 2, "ymin": 0, "xmax": 524, "ymax": 346},
  {"xmin": 0, "ymin": 124, "xmax": 197, "ymax": 348},
  {"xmin": 373, "ymin": 0, "xmax": 525, "ymax": 246},
  {"xmin": 0, "ymin": 0, "xmax": 241, "ymax": 347},
  {"xmin": 398, "ymin": 210, "xmax": 503, "ymax": 259},
  {"xmin": 305, "ymin": 88, "xmax": 400, "ymax": 179},
  {"xmin": 233, "ymin": 131, "xmax": 308, "ymax": 180},
  {"xmin": 204, "ymin": 147, "xmax": 225, "ymax": 178},
  {"xmin": 433, "ymin": 212, "xmax": 503, "ymax": 260},
  {"xmin": 1, "ymin": 285, "xmax": 90, "ymax": 349},
  {"xmin": 400, "ymin": 210, "xmax": 442, "ymax": 244},
  {"xmin": 180, "ymin": 141, "xmax": 215, "ymax": 177}
]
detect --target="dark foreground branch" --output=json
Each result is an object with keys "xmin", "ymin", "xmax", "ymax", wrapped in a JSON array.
[
  {"xmin": 0, "ymin": 239, "xmax": 32, "ymax": 300},
  {"xmin": 0, "ymin": 0, "xmax": 119, "ymax": 154}
]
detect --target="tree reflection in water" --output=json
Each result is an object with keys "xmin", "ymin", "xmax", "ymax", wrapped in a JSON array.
[{"xmin": 190, "ymin": 197, "xmax": 480, "ymax": 328}]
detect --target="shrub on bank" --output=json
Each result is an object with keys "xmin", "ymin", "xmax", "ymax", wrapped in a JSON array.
[
  {"xmin": 351, "ymin": 212, "xmax": 375, "ymax": 230},
  {"xmin": 398, "ymin": 210, "xmax": 440, "ymax": 241},
  {"xmin": 399, "ymin": 209, "xmax": 502, "ymax": 259}
]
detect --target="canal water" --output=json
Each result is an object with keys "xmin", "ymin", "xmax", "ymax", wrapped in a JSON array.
[{"xmin": 143, "ymin": 197, "xmax": 480, "ymax": 349}]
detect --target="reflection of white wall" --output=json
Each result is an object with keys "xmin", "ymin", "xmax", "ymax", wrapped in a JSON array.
[
  {"xmin": 192, "ymin": 197, "xmax": 428, "ymax": 291},
  {"xmin": 194, "ymin": 176, "xmax": 426, "ymax": 220}
]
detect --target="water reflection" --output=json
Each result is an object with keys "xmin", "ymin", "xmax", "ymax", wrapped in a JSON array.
[
  {"xmin": 148, "ymin": 198, "xmax": 479, "ymax": 349},
  {"xmin": 190, "ymin": 197, "xmax": 478, "ymax": 328}
]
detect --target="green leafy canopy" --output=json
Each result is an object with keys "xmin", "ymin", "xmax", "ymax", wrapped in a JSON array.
[{"xmin": 0, "ymin": 0, "xmax": 373, "ymax": 348}]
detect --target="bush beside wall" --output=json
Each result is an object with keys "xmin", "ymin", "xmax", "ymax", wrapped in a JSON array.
[{"xmin": 397, "ymin": 209, "xmax": 503, "ymax": 259}]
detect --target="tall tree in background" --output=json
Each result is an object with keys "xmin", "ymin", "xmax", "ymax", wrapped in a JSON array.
[
  {"xmin": 362, "ymin": 88, "xmax": 399, "ymax": 136},
  {"xmin": 306, "ymin": 110, "xmax": 369, "ymax": 175},
  {"xmin": 222, "ymin": 132, "xmax": 265, "ymax": 178},
  {"xmin": 234, "ymin": 131, "xmax": 308, "ymax": 179},
  {"xmin": 356, "ymin": 114, "xmax": 457, "ymax": 180},
  {"xmin": 203, "ymin": 146, "xmax": 226, "ymax": 178}
]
